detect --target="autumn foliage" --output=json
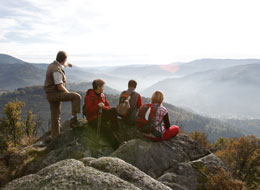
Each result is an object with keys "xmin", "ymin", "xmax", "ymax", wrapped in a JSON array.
[
  {"xmin": 190, "ymin": 130, "xmax": 259, "ymax": 189},
  {"xmin": 0, "ymin": 100, "xmax": 37, "ymax": 153},
  {"xmin": 205, "ymin": 168, "xmax": 245, "ymax": 190},
  {"xmin": 189, "ymin": 130, "xmax": 211, "ymax": 149},
  {"xmin": 215, "ymin": 136, "xmax": 260, "ymax": 189}
]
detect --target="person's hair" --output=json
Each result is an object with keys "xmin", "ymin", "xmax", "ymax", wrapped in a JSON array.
[
  {"xmin": 128, "ymin": 80, "xmax": 137, "ymax": 88},
  {"xmin": 92, "ymin": 79, "xmax": 105, "ymax": 90},
  {"xmin": 151, "ymin": 90, "xmax": 164, "ymax": 105},
  {"xmin": 56, "ymin": 51, "xmax": 67, "ymax": 63}
]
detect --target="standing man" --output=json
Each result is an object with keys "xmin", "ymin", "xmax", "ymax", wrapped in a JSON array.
[{"xmin": 44, "ymin": 51, "xmax": 81, "ymax": 139}]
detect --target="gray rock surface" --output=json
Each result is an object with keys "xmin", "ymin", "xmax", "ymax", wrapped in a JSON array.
[
  {"xmin": 158, "ymin": 162, "xmax": 200, "ymax": 190},
  {"xmin": 88, "ymin": 157, "xmax": 171, "ymax": 190},
  {"xmin": 24, "ymin": 124, "xmax": 115, "ymax": 175},
  {"xmin": 191, "ymin": 153, "xmax": 227, "ymax": 172},
  {"xmin": 110, "ymin": 134, "xmax": 223, "ymax": 190},
  {"xmin": 111, "ymin": 134, "xmax": 210, "ymax": 178},
  {"xmin": 3, "ymin": 158, "xmax": 171, "ymax": 190},
  {"xmin": 1, "ymin": 121, "xmax": 227, "ymax": 190}
]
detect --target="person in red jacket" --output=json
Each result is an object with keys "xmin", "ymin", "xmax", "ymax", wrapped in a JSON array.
[{"xmin": 85, "ymin": 79, "xmax": 119, "ymax": 132}]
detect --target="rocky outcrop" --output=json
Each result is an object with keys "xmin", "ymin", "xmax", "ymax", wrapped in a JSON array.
[
  {"xmin": 1, "ymin": 121, "xmax": 227, "ymax": 190},
  {"xmin": 110, "ymin": 134, "xmax": 216, "ymax": 190},
  {"xmin": 111, "ymin": 134, "xmax": 210, "ymax": 178},
  {"xmin": 23, "ymin": 121, "xmax": 115, "ymax": 175},
  {"xmin": 3, "ymin": 158, "xmax": 171, "ymax": 190},
  {"xmin": 87, "ymin": 157, "xmax": 171, "ymax": 190},
  {"xmin": 157, "ymin": 153, "xmax": 226, "ymax": 190}
]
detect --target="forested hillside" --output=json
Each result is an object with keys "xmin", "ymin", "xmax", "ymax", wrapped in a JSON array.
[{"xmin": 0, "ymin": 86, "xmax": 243, "ymax": 142}]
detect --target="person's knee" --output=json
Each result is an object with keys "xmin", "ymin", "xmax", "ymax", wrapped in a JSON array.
[
  {"xmin": 170, "ymin": 125, "xmax": 179, "ymax": 135},
  {"xmin": 73, "ymin": 92, "xmax": 81, "ymax": 100},
  {"xmin": 174, "ymin": 125, "xmax": 179, "ymax": 131},
  {"xmin": 77, "ymin": 93, "xmax": 81, "ymax": 100}
]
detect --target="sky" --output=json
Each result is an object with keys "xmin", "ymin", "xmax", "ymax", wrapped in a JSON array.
[{"xmin": 0, "ymin": 0, "xmax": 260, "ymax": 67}]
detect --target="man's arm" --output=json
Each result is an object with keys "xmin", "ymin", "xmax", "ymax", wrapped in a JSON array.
[
  {"xmin": 163, "ymin": 113, "xmax": 170, "ymax": 129},
  {"xmin": 53, "ymin": 71, "xmax": 69, "ymax": 93},
  {"xmin": 57, "ymin": 84, "xmax": 69, "ymax": 93}
]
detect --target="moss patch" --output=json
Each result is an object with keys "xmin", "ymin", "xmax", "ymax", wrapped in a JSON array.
[{"xmin": 192, "ymin": 162, "xmax": 209, "ymax": 190}]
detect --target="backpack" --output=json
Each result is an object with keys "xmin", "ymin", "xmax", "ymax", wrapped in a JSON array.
[
  {"xmin": 116, "ymin": 92, "xmax": 131, "ymax": 116},
  {"xmin": 136, "ymin": 103, "xmax": 162, "ymax": 137}
]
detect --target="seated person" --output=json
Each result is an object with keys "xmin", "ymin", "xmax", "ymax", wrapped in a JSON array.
[
  {"xmin": 117, "ymin": 80, "xmax": 142, "ymax": 124},
  {"xmin": 84, "ymin": 79, "xmax": 119, "ymax": 146},
  {"xmin": 138, "ymin": 90, "xmax": 179, "ymax": 141}
]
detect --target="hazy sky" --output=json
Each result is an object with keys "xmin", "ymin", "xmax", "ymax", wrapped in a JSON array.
[{"xmin": 0, "ymin": 0, "xmax": 260, "ymax": 67}]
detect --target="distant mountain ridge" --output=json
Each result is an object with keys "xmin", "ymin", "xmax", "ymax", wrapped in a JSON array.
[
  {"xmin": 0, "ymin": 54, "xmax": 129, "ymax": 91},
  {"xmin": 0, "ymin": 63, "xmax": 45, "ymax": 90},
  {"xmin": 80, "ymin": 58, "xmax": 260, "ymax": 90},
  {"xmin": 1, "ymin": 53, "xmax": 260, "ymax": 91},
  {"xmin": 142, "ymin": 63, "xmax": 260, "ymax": 118},
  {"xmin": 0, "ymin": 54, "xmax": 26, "ymax": 64},
  {"xmin": 176, "ymin": 58, "xmax": 260, "ymax": 76}
]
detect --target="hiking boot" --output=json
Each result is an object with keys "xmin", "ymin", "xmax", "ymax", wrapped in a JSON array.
[{"xmin": 70, "ymin": 116, "xmax": 79, "ymax": 129}]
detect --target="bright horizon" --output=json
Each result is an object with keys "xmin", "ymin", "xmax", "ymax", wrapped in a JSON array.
[{"xmin": 1, "ymin": 0, "xmax": 260, "ymax": 67}]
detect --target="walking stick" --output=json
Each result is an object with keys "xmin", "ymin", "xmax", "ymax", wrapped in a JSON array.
[{"xmin": 97, "ymin": 107, "xmax": 102, "ymax": 139}]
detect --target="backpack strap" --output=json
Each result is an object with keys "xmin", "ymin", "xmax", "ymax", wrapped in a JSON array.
[
  {"xmin": 150, "ymin": 104, "xmax": 163, "ymax": 137},
  {"xmin": 128, "ymin": 91, "xmax": 139, "ymax": 114}
]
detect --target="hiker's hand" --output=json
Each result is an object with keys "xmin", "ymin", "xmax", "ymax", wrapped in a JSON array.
[
  {"xmin": 98, "ymin": 102, "xmax": 104, "ymax": 108},
  {"xmin": 67, "ymin": 63, "xmax": 72, "ymax": 67}
]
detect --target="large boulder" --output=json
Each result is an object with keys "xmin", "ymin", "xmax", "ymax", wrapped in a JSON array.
[
  {"xmin": 157, "ymin": 153, "xmax": 225, "ymax": 190},
  {"xmin": 87, "ymin": 157, "xmax": 171, "ymax": 190},
  {"xmin": 3, "ymin": 158, "xmax": 171, "ymax": 190},
  {"xmin": 110, "ymin": 134, "xmax": 225, "ymax": 190},
  {"xmin": 110, "ymin": 134, "xmax": 210, "ymax": 178}
]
